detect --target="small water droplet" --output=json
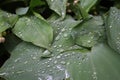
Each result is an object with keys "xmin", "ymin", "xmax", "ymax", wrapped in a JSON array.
[
  {"xmin": 56, "ymin": 65, "xmax": 64, "ymax": 71},
  {"xmin": 61, "ymin": 28, "xmax": 65, "ymax": 32},
  {"xmin": 53, "ymin": 45, "xmax": 57, "ymax": 48},
  {"xmin": 63, "ymin": 34, "xmax": 68, "ymax": 37},
  {"xmin": 46, "ymin": 75, "xmax": 53, "ymax": 80},
  {"xmin": 87, "ymin": 40, "xmax": 91, "ymax": 43},
  {"xmin": 47, "ymin": 65, "xmax": 50, "ymax": 68},
  {"xmin": 38, "ymin": 77, "xmax": 42, "ymax": 80},
  {"xmin": 54, "ymin": 60, "xmax": 57, "ymax": 64},
  {"xmin": 14, "ymin": 58, "xmax": 21, "ymax": 62},
  {"xmin": 55, "ymin": 36, "xmax": 60, "ymax": 41},
  {"xmin": 56, "ymin": 55, "xmax": 61, "ymax": 59},
  {"xmin": 24, "ymin": 61, "xmax": 28, "ymax": 64},
  {"xmin": 60, "ymin": 61, "xmax": 66, "ymax": 64},
  {"xmin": 109, "ymin": 25, "xmax": 112, "ymax": 28},
  {"xmin": 58, "ymin": 45, "xmax": 62, "ymax": 48},
  {"xmin": 16, "ymin": 71, "xmax": 25, "ymax": 74},
  {"xmin": 32, "ymin": 56, "xmax": 37, "ymax": 60}
]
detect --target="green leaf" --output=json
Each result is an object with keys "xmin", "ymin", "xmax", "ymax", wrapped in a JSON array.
[
  {"xmin": 80, "ymin": 0, "xmax": 98, "ymax": 12},
  {"xmin": 0, "ymin": 10, "xmax": 18, "ymax": 33},
  {"xmin": 12, "ymin": 16, "xmax": 53, "ymax": 49},
  {"xmin": 0, "ymin": 42, "xmax": 86, "ymax": 80},
  {"xmin": 48, "ymin": 16, "xmax": 81, "ymax": 55},
  {"xmin": 67, "ymin": 43, "xmax": 120, "ymax": 80},
  {"xmin": 29, "ymin": 0, "xmax": 45, "ymax": 8},
  {"xmin": 106, "ymin": 7, "xmax": 120, "ymax": 54},
  {"xmin": 46, "ymin": 0, "xmax": 67, "ymax": 18},
  {"xmin": 16, "ymin": 7, "xmax": 29, "ymax": 15},
  {"xmin": 72, "ymin": 16, "xmax": 105, "ymax": 47}
]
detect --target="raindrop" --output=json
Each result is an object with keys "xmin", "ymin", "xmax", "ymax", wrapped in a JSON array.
[
  {"xmin": 61, "ymin": 28, "xmax": 65, "ymax": 32},
  {"xmin": 56, "ymin": 55, "xmax": 61, "ymax": 59},
  {"xmin": 41, "ymin": 71, "xmax": 45, "ymax": 74},
  {"xmin": 55, "ymin": 36, "xmax": 60, "ymax": 41},
  {"xmin": 87, "ymin": 40, "xmax": 91, "ymax": 43},
  {"xmin": 53, "ymin": 45, "xmax": 57, "ymax": 48},
  {"xmin": 60, "ymin": 61, "xmax": 66, "ymax": 65},
  {"xmin": 59, "ymin": 49, "xmax": 64, "ymax": 52},
  {"xmin": 46, "ymin": 75, "xmax": 53, "ymax": 80},
  {"xmin": 32, "ymin": 56, "xmax": 37, "ymax": 60},
  {"xmin": 51, "ymin": 0, "xmax": 53, "ymax": 2},
  {"xmin": 63, "ymin": 34, "xmax": 68, "ymax": 37},
  {"xmin": 14, "ymin": 58, "xmax": 21, "ymax": 62},
  {"xmin": 54, "ymin": 60, "xmax": 57, "ymax": 64},
  {"xmin": 24, "ymin": 61, "xmax": 28, "ymax": 64},
  {"xmin": 56, "ymin": 65, "xmax": 64, "ymax": 71},
  {"xmin": 38, "ymin": 77, "xmax": 42, "ymax": 80},
  {"xmin": 47, "ymin": 65, "xmax": 50, "ymax": 68},
  {"xmin": 58, "ymin": 45, "xmax": 62, "ymax": 48},
  {"xmin": 16, "ymin": 71, "xmax": 25, "ymax": 74},
  {"xmin": 109, "ymin": 26, "xmax": 112, "ymax": 28}
]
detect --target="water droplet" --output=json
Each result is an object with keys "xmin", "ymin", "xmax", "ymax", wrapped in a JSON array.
[
  {"xmin": 60, "ymin": 61, "xmax": 66, "ymax": 64},
  {"xmin": 24, "ymin": 61, "xmax": 28, "ymax": 64},
  {"xmin": 56, "ymin": 55, "xmax": 61, "ymax": 59},
  {"xmin": 47, "ymin": 65, "xmax": 50, "ymax": 68},
  {"xmin": 58, "ymin": 45, "xmax": 62, "ymax": 48},
  {"xmin": 61, "ymin": 28, "xmax": 65, "ymax": 32},
  {"xmin": 53, "ymin": 45, "xmax": 57, "ymax": 48},
  {"xmin": 49, "ymin": 58, "xmax": 52, "ymax": 61},
  {"xmin": 14, "ymin": 58, "xmax": 21, "ymax": 62},
  {"xmin": 38, "ymin": 77, "xmax": 42, "ymax": 80},
  {"xmin": 63, "ymin": 34, "xmax": 68, "ymax": 37},
  {"xmin": 56, "ymin": 65, "xmax": 64, "ymax": 71},
  {"xmin": 54, "ymin": 60, "xmax": 57, "ymax": 64},
  {"xmin": 42, "ymin": 71, "xmax": 45, "ymax": 73},
  {"xmin": 46, "ymin": 75, "xmax": 53, "ymax": 80},
  {"xmin": 55, "ymin": 36, "xmax": 60, "ymax": 41},
  {"xmin": 87, "ymin": 40, "xmax": 91, "ymax": 43},
  {"xmin": 59, "ymin": 49, "xmax": 64, "ymax": 52},
  {"xmin": 16, "ymin": 71, "xmax": 25, "ymax": 74},
  {"xmin": 32, "ymin": 56, "xmax": 37, "ymax": 60},
  {"xmin": 109, "ymin": 26, "xmax": 112, "ymax": 28}
]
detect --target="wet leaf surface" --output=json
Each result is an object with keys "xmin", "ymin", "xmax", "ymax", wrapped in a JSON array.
[
  {"xmin": 13, "ymin": 16, "xmax": 53, "ymax": 49},
  {"xmin": 106, "ymin": 7, "xmax": 120, "ymax": 54}
]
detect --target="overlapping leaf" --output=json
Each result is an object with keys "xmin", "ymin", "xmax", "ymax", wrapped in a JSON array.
[
  {"xmin": 46, "ymin": 0, "xmax": 67, "ymax": 18},
  {"xmin": 106, "ymin": 7, "xmax": 120, "ymax": 54},
  {"xmin": 80, "ymin": 0, "xmax": 98, "ymax": 12},
  {"xmin": 0, "ymin": 42, "xmax": 86, "ymax": 80},
  {"xmin": 72, "ymin": 16, "xmax": 105, "ymax": 47},
  {"xmin": 0, "ymin": 10, "xmax": 18, "ymax": 33},
  {"xmin": 12, "ymin": 16, "xmax": 53, "ymax": 49},
  {"xmin": 67, "ymin": 43, "xmax": 120, "ymax": 80}
]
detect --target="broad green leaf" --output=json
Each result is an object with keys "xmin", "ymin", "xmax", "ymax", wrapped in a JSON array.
[
  {"xmin": 46, "ymin": 0, "xmax": 67, "ymax": 18},
  {"xmin": 72, "ymin": 16, "xmax": 105, "ymax": 47},
  {"xmin": 0, "ymin": 10, "xmax": 18, "ymax": 33},
  {"xmin": 67, "ymin": 43, "xmax": 120, "ymax": 80},
  {"xmin": 48, "ymin": 16, "xmax": 81, "ymax": 55},
  {"xmin": 16, "ymin": 7, "xmax": 29, "ymax": 15},
  {"xmin": 12, "ymin": 16, "xmax": 53, "ymax": 49},
  {"xmin": 80, "ymin": 0, "xmax": 98, "ymax": 12},
  {"xmin": 106, "ymin": 7, "xmax": 120, "ymax": 54},
  {"xmin": 0, "ymin": 42, "xmax": 87, "ymax": 80}
]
